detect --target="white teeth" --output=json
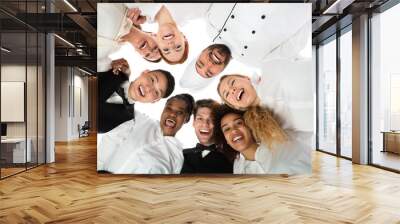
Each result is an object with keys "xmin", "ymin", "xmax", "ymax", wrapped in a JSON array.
[
  {"xmin": 199, "ymin": 129, "xmax": 210, "ymax": 134},
  {"xmin": 236, "ymin": 89, "xmax": 244, "ymax": 101},
  {"xmin": 139, "ymin": 85, "xmax": 145, "ymax": 97},
  {"xmin": 140, "ymin": 41, "xmax": 147, "ymax": 50},
  {"xmin": 211, "ymin": 52, "xmax": 220, "ymax": 64},
  {"xmin": 233, "ymin": 136, "xmax": 242, "ymax": 142},
  {"xmin": 165, "ymin": 119, "xmax": 176, "ymax": 128}
]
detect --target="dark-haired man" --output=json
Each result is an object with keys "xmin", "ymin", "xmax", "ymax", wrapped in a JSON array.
[
  {"xmin": 98, "ymin": 94, "xmax": 194, "ymax": 174},
  {"xmin": 181, "ymin": 99, "xmax": 233, "ymax": 174},
  {"xmin": 98, "ymin": 58, "xmax": 175, "ymax": 133}
]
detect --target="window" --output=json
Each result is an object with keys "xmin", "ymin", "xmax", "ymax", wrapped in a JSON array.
[
  {"xmin": 370, "ymin": 2, "xmax": 400, "ymax": 171},
  {"xmin": 340, "ymin": 29, "xmax": 352, "ymax": 158},
  {"xmin": 317, "ymin": 37, "xmax": 337, "ymax": 154}
]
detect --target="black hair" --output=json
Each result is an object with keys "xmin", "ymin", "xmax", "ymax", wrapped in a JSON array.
[
  {"xmin": 166, "ymin": 93, "xmax": 195, "ymax": 122},
  {"xmin": 205, "ymin": 44, "xmax": 232, "ymax": 65},
  {"xmin": 152, "ymin": 69, "xmax": 175, "ymax": 98},
  {"xmin": 213, "ymin": 104, "xmax": 245, "ymax": 163},
  {"xmin": 194, "ymin": 99, "xmax": 220, "ymax": 119}
]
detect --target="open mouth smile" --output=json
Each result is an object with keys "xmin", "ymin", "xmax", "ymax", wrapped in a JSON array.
[
  {"xmin": 165, "ymin": 118, "xmax": 176, "ymax": 128},
  {"xmin": 199, "ymin": 129, "xmax": 211, "ymax": 136},
  {"xmin": 137, "ymin": 85, "xmax": 145, "ymax": 97},
  {"xmin": 236, "ymin": 89, "xmax": 244, "ymax": 101},
  {"xmin": 139, "ymin": 41, "xmax": 147, "ymax": 50},
  {"xmin": 232, "ymin": 134, "xmax": 243, "ymax": 143}
]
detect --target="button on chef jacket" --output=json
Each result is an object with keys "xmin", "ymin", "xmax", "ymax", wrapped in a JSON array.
[
  {"xmin": 206, "ymin": 3, "xmax": 311, "ymax": 68},
  {"xmin": 233, "ymin": 130, "xmax": 311, "ymax": 175},
  {"xmin": 97, "ymin": 110, "xmax": 184, "ymax": 174}
]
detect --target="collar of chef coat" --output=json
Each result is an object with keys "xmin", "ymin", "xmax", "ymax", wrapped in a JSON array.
[{"xmin": 179, "ymin": 57, "xmax": 216, "ymax": 91}]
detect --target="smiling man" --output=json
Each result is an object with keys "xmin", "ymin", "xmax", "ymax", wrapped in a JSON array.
[
  {"xmin": 180, "ymin": 99, "xmax": 233, "ymax": 174},
  {"xmin": 180, "ymin": 44, "xmax": 231, "ymax": 90},
  {"xmin": 98, "ymin": 60, "xmax": 175, "ymax": 133},
  {"xmin": 98, "ymin": 94, "xmax": 194, "ymax": 174}
]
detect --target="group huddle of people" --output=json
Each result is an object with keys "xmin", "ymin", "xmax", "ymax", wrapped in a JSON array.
[{"xmin": 97, "ymin": 3, "xmax": 313, "ymax": 174}]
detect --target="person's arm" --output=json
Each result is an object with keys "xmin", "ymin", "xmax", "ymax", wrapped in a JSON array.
[{"xmin": 97, "ymin": 70, "xmax": 129, "ymax": 103}]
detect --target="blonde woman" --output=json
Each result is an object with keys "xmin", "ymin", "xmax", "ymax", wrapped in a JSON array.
[
  {"xmin": 217, "ymin": 59, "xmax": 314, "ymax": 132},
  {"xmin": 214, "ymin": 105, "xmax": 311, "ymax": 175}
]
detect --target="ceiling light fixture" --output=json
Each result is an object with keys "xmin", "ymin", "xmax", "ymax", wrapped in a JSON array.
[
  {"xmin": 1, "ymin": 47, "xmax": 11, "ymax": 53},
  {"xmin": 63, "ymin": 0, "xmax": 78, "ymax": 12},
  {"xmin": 322, "ymin": 0, "xmax": 354, "ymax": 15},
  {"xmin": 54, "ymin": 34, "xmax": 75, "ymax": 48},
  {"xmin": 78, "ymin": 67, "xmax": 92, "ymax": 76}
]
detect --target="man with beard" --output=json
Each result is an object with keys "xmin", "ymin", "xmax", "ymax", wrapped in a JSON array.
[
  {"xmin": 181, "ymin": 99, "xmax": 233, "ymax": 174},
  {"xmin": 97, "ymin": 94, "xmax": 194, "ymax": 174}
]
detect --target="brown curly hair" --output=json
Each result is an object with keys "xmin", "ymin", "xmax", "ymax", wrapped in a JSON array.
[{"xmin": 214, "ymin": 105, "xmax": 288, "ymax": 163}]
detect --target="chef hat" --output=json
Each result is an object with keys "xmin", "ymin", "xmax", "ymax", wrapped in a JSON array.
[{"xmin": 179, "ymin": 56, "xmax": 216, "ymax": 91}]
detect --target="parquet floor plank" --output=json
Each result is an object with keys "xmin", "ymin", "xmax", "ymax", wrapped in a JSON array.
[{"xmin": 0, "ymin": 135, "xmax": 399, "ymax": 223}]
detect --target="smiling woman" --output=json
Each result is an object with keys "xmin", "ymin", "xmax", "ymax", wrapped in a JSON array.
[{"xmin": 213, "ymin": 105, "xmax": 311, "ymax": 174}]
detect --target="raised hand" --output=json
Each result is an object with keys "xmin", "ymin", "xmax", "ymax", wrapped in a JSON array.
[{"xmin": 126, "ymin": 8, "xmax": 146, "ymax": 26}]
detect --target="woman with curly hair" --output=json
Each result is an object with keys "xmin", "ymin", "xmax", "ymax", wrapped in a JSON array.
[
  {"xmin": 213, "ymin": 105, "xmax": 311, "ymax": 175},
  {"xmin": 217, "ymin": 59, "xmax": 314, "ymax": 132}
]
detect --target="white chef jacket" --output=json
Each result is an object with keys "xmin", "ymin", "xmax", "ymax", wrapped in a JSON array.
[
  {"xmin": 255, "ymin": 59, "xmax": 314, "ymax": 132},
  {"xmin": 233, "ymin": 130, "xmax": 311, "ymax": 175},
  {"xmin": 206, "ymin": 3, "xmax": 311, "ymax": 67},
  {"xmin": 97, "ymin": 111, "xmax": 184, "ymax": 174}
]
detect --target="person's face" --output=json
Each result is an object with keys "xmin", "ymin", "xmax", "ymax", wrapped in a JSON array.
[
  {"xmin": 132, "ymin": 32, "xmax": 161, "ymax": 61},
  {"xmin": 218, "ymin": 75, "xmax": 257, "ymax": 110},
  {"xmin": 193, "ymin": 107, "xmax": 214, "ymax": 145},
  {"xmin": 156, "ymin": 24, "xmax": 185, "ymax": 62},
  {"xmin": 129, "ymin": 70, "xmax": 167, "ymax": 103},
  {"xmin": 160, "ymin": 99, "xmax": 189, "ymax": 136},
  {"xmin": 221, "ymin": 113, "xmax": 255, "ymax": 152},
  {"xmin": 195, "ymin": 46, "xmax": 229, "ymax": 78}
]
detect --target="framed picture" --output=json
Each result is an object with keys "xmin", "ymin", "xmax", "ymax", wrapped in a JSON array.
[{"xmin": 97, "ymin": 3, "xmax": 313, "ymax": 175}]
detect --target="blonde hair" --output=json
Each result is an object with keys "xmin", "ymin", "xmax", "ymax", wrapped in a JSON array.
[{"xmin": 244, "ymin": 106, "xmax": 288, "ymax": 149}]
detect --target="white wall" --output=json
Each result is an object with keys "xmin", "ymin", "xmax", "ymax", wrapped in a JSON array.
[{"xmin": 55, "ymin": 67, "xmax": 89, "ymax": 141}]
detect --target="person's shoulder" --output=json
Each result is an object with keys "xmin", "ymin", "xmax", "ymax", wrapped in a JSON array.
[{"xmin": 182, "ymin": 146, "xmax": 198, "ymax": 155}]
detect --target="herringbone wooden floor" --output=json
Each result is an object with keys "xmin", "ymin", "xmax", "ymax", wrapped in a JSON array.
[{"xmin": 1, "ymin": 135, "xmax": 400, "ymax": 224}]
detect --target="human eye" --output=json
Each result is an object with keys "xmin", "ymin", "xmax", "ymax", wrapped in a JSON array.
[
  {"xmin": 222, "ymin": 126, "xmax": 230, "ymax": 133},
  {"xmin": 235, "ymin": 119, "xmax": 244, "ymax": 126}
]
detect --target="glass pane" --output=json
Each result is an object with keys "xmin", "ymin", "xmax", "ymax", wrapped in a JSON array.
[
  {"xmin": 318, "ymin": 37, "xmax": 337, "ymax": 154},
  {"xmin": 1, "ymin": 30, "xmax": 27, "ymax": 177},
  {"xmin": 27, "ymin": 31, "xmax": 38, "ymax": 169},
  {"xmin": 371, "ymin": 3, "xmax": 400, "ymax": 171},
  {"xmin": 340, "ymin": 29, "xmax": 352, "ymax": 158}
]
